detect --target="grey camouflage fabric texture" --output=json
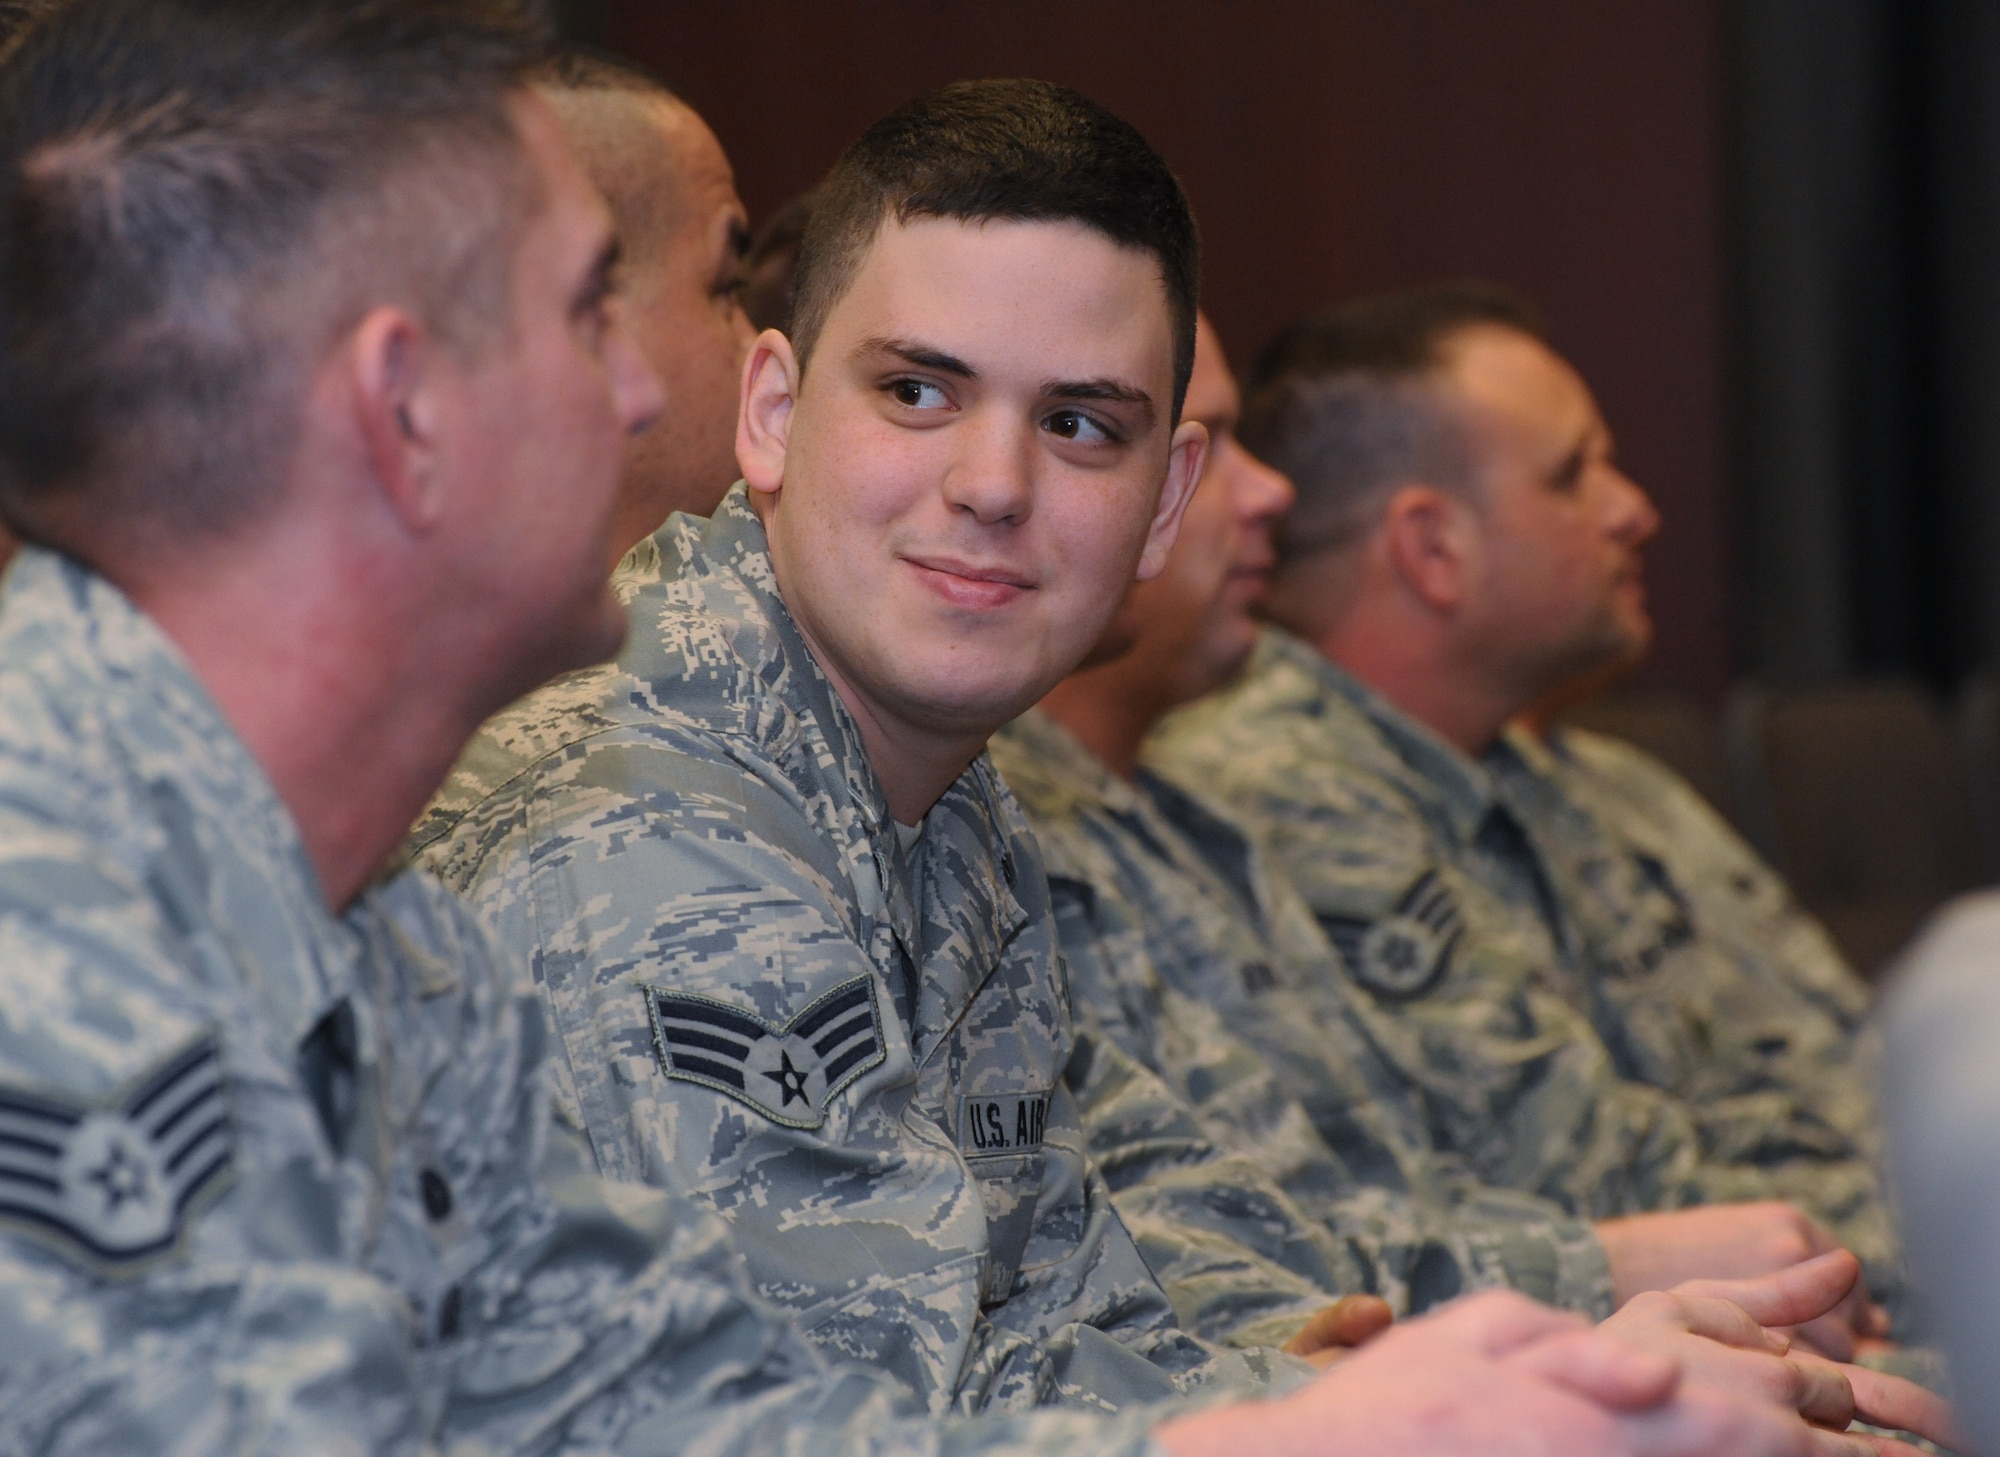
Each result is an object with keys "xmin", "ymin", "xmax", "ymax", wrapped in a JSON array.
[
  {"xmin": 413, "ymin": 485, "xmax": 1300, "ymax": 1419},
  {"xmin": 0, "ymin": 548, "xmax": 1192, "ymax": 1456},
  {"xmin": 1525, "ymin": 727, "xmax": 1878, "ymax": 1159},
  {"xmin": 992, "ymin": 710, "xmax": 1615, "ymax": 1325},
  {"xmin": 1148, "ymin": 627, "xmax": 1903, "ymax": 1302},
  {"xmin": 1501, "ymin": 726, "xmax": 1900, "ymax": 1298}
]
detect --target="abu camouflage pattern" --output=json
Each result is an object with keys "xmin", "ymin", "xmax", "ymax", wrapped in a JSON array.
[
  {"xmin": 414, "ymin": 487, "xmax": 1292, "ymax": 1418},
  {"xmin": 1496, "ymin": 726, "xmax": 1900, "ymax": 1294},
  {"xmin": 0, "ymin": 548, "xmax": 1188, "ymax": 1456},
  {"xmin": 1527, "ymin": 726, "xmax": 1876, "ymax": 1141},
  {"xmin": 1147, "ymin": 627, "xmax": 1902, "ymax": 1301},
  {"xmin": 992, "ymin": 710, "xmax": 1616, "ymax": 1324}
]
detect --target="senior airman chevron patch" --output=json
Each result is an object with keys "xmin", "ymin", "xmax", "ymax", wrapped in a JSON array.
[
  {"xmin": 643, "ymin": 976, "xmax": 886, "ymax": 1129},
  {"xmin": 0, "ymin": 1034, "xmax": 234, "ymax": 1276}
]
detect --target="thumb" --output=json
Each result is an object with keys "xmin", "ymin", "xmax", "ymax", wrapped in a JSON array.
[{"xmin": 1284, "ymin": 1295, "xmax": 1395, "ymax": 1356}]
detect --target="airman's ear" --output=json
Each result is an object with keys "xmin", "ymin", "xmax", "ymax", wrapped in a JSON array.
[
  {"xmin": 737, "ymin": 329, "xmax": 800, "ymax": 499},
  {"xmin": 1381, "ymin": 484, "xmax": 1473, "ymax": 613},
  {"xmin": 351, "ymin": 307, "xmax": 442, "ymax": 532},
  {"xmin": 1132, "ymin": 419, "xmax": 1209, "ymax": 582}
]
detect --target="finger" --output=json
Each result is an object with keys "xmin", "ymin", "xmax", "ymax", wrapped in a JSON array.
[
  {"xmin": 1801, "ymin": 1429, "xmax": 1894, "ymax": 1457},
  {"xmin": 1844, "ymin": 1439, "xmax": 1945, "ymax": 1457},
  {"xmin": 1785, "ymin": 1357, "xmax": 1856, "ymax": 1431},
  {"xmin": 1675, "ymin": 1250, "xmax": 1862, "ymax": 1329},
  {"xmin": 1621, "ymin": 1388, "xmax": 1813, "ymax": 1457},
  {"xmin": 1282, "ymin": 1295, "xmax": 1395, "ymax": 1356},
  {"xmin": 1833, "ymin": 1361, "xmax": 1966, "ymax": 1451},
  {"xmin": 1509, "ymin": 1326, "xmax": 1681, "ymax": 1412},
  {"xmin": 1788, "ymin": 1310, "xmax": 1857, "ymax": 1364},
  {"xmin": 1632, "ymin": 1289, "xmax": 1790, "ymax": 1353}
]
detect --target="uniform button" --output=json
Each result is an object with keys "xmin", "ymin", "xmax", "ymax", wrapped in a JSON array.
[{"xmin": 419, "ymin": 1167, "xmax": 453, "ymax": 1222}]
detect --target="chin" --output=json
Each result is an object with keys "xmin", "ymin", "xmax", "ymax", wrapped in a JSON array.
[{"xmin": 895, "ymin": 656, "xmax": 1058, "ymax": 740}]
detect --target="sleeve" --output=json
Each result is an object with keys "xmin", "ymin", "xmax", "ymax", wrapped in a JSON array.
[
  {"xmin": 0, "ymin": 816, "xmax": 440, "ymax": 1456},
  {"xmin": 1221, "ymin": 768, "xmax": 1718, "ymax": 1221},
  {"xmin": 1052, "ymin": 880, "xmax": 1616, "ymax": 1325},
  {"xmin": 1063, "ymin": 1022, "xmax": 1355, "ymax": 1349}
]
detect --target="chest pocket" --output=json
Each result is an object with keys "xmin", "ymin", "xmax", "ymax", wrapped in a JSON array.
[
  {"xmin": 956, "ymin": 1089, "xmax": 1051, "ymax": 1305},
  {"xmin": 1586, "ymin": 850, "xmax": 1696, "ymax": 982}
]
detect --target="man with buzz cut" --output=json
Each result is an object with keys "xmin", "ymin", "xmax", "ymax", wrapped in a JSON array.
[
  {"xmin": 414, "ymin": 78, "xmax": 1319, "ymax": 1414},
  {"xmin": 1146, "ymin": 283, "xmax": 1904, "ymax": 1327},
  {"xmin": 530, "ymin": 48, "xmax": 1370, "ymax": 1366}
]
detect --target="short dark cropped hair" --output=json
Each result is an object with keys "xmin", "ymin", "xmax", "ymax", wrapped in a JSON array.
[
  {"xmin": 1242, "ymin": 281, "xmax": 1546, "ymax": 561},
  {"xmin": 0, "ymin": 0, "xmax": 554, "ymax": 552},
  {"xmin": 789, "ymin": 79, "xmax": 1201, "ymax": 421}
]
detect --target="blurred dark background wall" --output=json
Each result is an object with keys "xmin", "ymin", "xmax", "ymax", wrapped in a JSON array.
[
  {"xmin": 551, "ymin": 1, "xmax": 2000, "ymax": 703},
  {"xmin": 1730, "ymin": 1, "xmax": 2000, "ymax": 690}
]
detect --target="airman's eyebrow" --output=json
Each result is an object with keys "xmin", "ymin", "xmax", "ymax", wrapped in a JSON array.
[
  {"xmin": 1045, "ymin": 377, "xmax": 1156, "ymax": 426},
  {"xmin": 862, "ymin": 336, "xmax": 978, "ymax": 380},
  {"xmin": 1550, "ymin": 432, "xmax": 1590, "ymax": 488},
  {"xmin": 576, "ymin": 235, "xmax": 622, "ymax": 311}
]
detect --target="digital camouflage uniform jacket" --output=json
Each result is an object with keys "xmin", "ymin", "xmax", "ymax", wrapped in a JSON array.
[
  {"xmin": 1499, "ymin": 726, "xmax": 1895, "ymax": 1284},
  {"xmin": 0, "ymin": 549, "xmax": 1171, "ymax": 1456},
  {"xmin": 992, "ymin": 710, "xmax": 1615, "ymax": 1322},
  {"xmin": 1147, "ymin": 628, "xmax": 1756, "ymax": 1219},
  {"xmin": 1148, "ymin": 629, "xmax": 1898, "ymax": 1291},
  {"xmin": 413, "ymin": 489, "xmax": 1295, "ymax": 1418}
]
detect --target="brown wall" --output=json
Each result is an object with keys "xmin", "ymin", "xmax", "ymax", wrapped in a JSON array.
[{"xmin": 614, "ymin": 1, "xmax": 1732, "ymax": 697}]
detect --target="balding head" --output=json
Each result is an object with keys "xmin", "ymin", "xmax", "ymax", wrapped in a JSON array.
[{"xmin": 537, "ymin": 54, "xmax": 754, "ymax": 553}]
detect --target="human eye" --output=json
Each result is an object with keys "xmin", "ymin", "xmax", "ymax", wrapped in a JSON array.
[
  {"xmin": 887, "ymin": 377, "xmax": 952, "ymax": 411},
  {"xmin": 1043, "ymin": 408, "xmax": 1121, "ymax": 446}
]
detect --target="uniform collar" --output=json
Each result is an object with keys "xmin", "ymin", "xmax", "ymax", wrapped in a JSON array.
[{"xmin": 1269, "ymin": 627, "xmax": 1503, "ymax": 850}]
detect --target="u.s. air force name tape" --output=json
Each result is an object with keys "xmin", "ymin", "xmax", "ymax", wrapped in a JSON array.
[
  {"xmin": 0, "ymin": 1033, "xmax": 234, "ymax": 1276},
  {"xmin": 643, "ymin": 976, "xmax": 886, "ymax": 1129},
  {"xmin": 957, "ymin": 1090, "xmax": 1051, "ymax": 1158}
]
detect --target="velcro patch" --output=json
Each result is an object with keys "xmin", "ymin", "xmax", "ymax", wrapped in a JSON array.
[
  {"xmin": 0, "ymin": 1034, "xmax": 235, "ymax": 1276},
  {"xmin": 644, "ymin": 976, "xmax": 886, "ymax": 1130},
  {"xmin": 1322, "ymin": 869, "xmax": 1463, "ymax": 1000},
  {"xmin": 957, "ymin": 1090, "xmax": 1051, "ymax": 1158}
]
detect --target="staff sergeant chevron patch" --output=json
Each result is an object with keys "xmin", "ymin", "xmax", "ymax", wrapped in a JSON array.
[
  {"xmin": 1321, "ymin": 869, "xmax": 1464, "ymax": 1000},
  {"xmin": 0, "ymin": 1034, "xmax": 235, "ymax": 1276},
  {"xmin": 643, "ymin": 976, "xmax": 886, "ymax": 1129}
]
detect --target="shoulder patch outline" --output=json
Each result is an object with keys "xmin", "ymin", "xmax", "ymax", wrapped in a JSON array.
[
  {"xmin": 642, "ymin": 975, "xmax": 886, "ymax": 1130},
  {"xmin": 0, "ymin": 1032, "xmax": 236, "ymax": 1278},
  {"xmin": 1321, "ymin": 869, "xmax": 1463, "ymax": 1001}
]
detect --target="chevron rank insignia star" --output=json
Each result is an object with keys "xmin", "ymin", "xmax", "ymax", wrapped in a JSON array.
[
  {"xmin": 0, "ymin": 1034, "xmax": 235, "ymax": 1276},
  {"xmin": 643, "ymin": 976, "xmax": 886, "ymax": 1129},
  {"xmin": 1322, "ymin": 869, "xmax": 1463, "ymax": 1000}
]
